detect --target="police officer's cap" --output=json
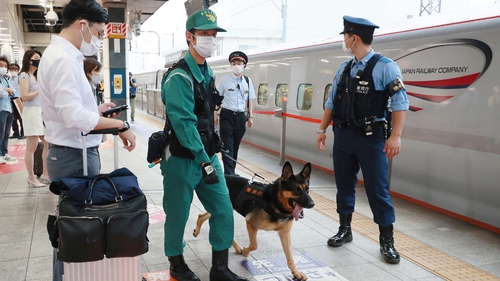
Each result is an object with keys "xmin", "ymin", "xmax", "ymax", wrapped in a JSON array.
[
  {"xmin": 228, "ymin": 51, "xmax": 248, "ymax": 64},
  {"xmin": 340, "ymin": 15, "xmax": 379, "ymax": 36}
]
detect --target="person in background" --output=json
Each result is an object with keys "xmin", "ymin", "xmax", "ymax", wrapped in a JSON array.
[
  {"xmin": 9, "ymin": 63, "xmax": 25, "ymax": 139},
  {"xmin": 83, "ymin": 57, "xmax": 103, "ymax": 105},
  {"xmin": 0, "ymin": 55, "xmax": 18, "ymax": 164},
  {"xmin": 96, "ymin": 78, "xmax": 105, "ymax": 105},
  {"xmin": 129, "ymin": 72, "xmax": 137, "ymax": 121},
  {"xmin": 37, "ymin": 0, "xmax": 136, "ymax": 279},
  {"xmin": 316, "ymin": 16, "xmax": 409, "ymax": 264},
  {"xmin": 160, "ymin": 9, "xmax": 248, "ymax": 281},
  {"xmin": 216, "ymin": 51, "xmax": 255, "ymax": 175},
  {"xmin": 19, "ymin": 50, "xmax": 50, "ymax": 188}
]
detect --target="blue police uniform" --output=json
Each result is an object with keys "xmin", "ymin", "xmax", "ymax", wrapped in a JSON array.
[
  {"xmin": 325, "ymin": 49, "xmax": 409, "ymax": 224},
  {"xmin": 217, "ymin": 51, "xmax": 256, "ymax": 175},
  {"xmin": 323, "ymin": 15, "xmax": 409, "ymax": 264}
]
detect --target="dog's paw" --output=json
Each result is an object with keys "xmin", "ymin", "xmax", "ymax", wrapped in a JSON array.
[
  {"xmin": 233, "ymin": 245, "xmax": 243, "ymax": 254},
  {"xmin": 242, "ymin": 247, "xmax": 251, "ymax": 258},
  {"xmin": 292, "ymin": 270, "xmax": 308, "ymax": 281}
]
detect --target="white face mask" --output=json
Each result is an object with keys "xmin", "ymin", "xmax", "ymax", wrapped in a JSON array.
[
  {"xmin": 0, "ymin": 67, "xmax": 7, "ymax": 76},
  {"xmin": 192, "ymin": 34, "xmax": 218, "ymax": 58},
  {"xmin": 342, "ymin": 36, "xmax": 354, "ymax": 53},
  {"xmin": 92, "ymin": 74, "xmax": 101, "ymax": 85},
  {"xmin": 80, "ymin": 22, "xmax": 102, "ymax": 56},
  {"xmin": 10, "ymin": 72, "xmax": 18, "ymax": 77},
  {"xmin": 231, "ymin": 64, "xmax": 245, "ymax": 75}
]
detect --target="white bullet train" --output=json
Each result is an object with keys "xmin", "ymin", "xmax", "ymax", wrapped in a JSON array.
[{"xmin": 134, "ymin": 10, "xmax": 500, "ymax": 233}]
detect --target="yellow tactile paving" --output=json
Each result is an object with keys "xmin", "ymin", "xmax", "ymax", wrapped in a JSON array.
[{"xmin": 236, "ymin": 158, "xmax": 500, "ymax": 281}]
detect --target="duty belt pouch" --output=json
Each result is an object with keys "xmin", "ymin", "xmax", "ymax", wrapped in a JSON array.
[{"xmin": 56, "ymin": 175, "xmax": 149, "ymax": 262}]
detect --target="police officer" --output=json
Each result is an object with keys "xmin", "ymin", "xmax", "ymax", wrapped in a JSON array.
[
  {"xmin": 316, "ymin": 16, "xmax": 409, "ymax": 264},
  {"xmin": 216, "ymin": 51, "xmax": 255, "ymax": 175},
  {"xmin": 160, "ymin": 9, "xmax": 248, "ymax": 281}
]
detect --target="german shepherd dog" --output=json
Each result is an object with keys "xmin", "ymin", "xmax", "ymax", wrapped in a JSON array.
[{"xmin": 193, "ymin": 161, "xmax": 315, "ymax": 280}]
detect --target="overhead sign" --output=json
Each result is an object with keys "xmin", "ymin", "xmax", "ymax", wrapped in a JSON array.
[{"xmin": 106, "ymin": 22, "xmax": 127, "ymax": 39}]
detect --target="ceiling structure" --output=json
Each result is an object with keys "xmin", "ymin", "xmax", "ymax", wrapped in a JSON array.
[{"xmin": 0, "ymin": 0, "xmax": 168, "ymax": 60}]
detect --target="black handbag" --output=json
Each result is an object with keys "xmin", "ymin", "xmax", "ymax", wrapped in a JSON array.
[{"xmin": 55, "ymin": 174, "xmax": 149, "ymax": 262}]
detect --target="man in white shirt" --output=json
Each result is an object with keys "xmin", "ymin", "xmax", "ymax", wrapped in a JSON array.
[
  {"xmin": 38, "ymin": 0, "xmax": 136, "ymax": 179},
  {"xmin": 37, "ymin": 1, "xmax": 136, "ymax": 279}
]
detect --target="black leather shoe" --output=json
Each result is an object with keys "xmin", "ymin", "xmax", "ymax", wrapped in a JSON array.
[
  {"xmin": 168, "ymin": 255, "xmax": 200, "ymax": 281},
  {"xmin": 18, "ymin": 135, "xmax": 26, "ymax": 139},
  {"xmin": 9, "ymin": 134, "xmax": 19, "ymax": 139},
  {"xmin": 327, "ymin": 225, "xmax": 353, "ymax": 247}
]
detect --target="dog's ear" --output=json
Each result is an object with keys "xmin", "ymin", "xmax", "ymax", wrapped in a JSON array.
[
  {"xmin": 300, "ymin": 162, "xmax": 312, "ymax": 180},
  {"xmin": 281, "ymin": 161, "xmax": 293, "ymax": 180}
]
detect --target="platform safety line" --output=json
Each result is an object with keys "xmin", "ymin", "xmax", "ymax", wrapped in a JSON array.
[{"xmin": 236, "ymin": 158, "xmax": 500, "ymax": 281}]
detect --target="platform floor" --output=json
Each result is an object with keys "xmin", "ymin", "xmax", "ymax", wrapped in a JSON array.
[{"xmin": 1, "ymin": 111, "xmax": 500, "ymax": 281}]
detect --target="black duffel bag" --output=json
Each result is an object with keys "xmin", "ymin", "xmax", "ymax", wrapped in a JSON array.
[{"xmin": 54, "ymin": 172, "xmax": 149, "ymax": 262}]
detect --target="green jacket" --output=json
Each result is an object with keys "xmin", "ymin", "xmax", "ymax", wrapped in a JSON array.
[{"xmin": 161, "ymin": 51, "xmax": 213, "ymax": 165}]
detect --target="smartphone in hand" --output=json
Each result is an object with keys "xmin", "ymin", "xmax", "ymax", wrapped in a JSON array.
[{"xmin": 101, "ymin": 104, "xmax": 128, "ymax": 117}]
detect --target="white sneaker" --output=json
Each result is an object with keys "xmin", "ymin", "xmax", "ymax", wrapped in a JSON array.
[
  {"xmin": 0, "ymin": 157, "xmax": 5, "ymax": 164},
  {"xmin": 3, "ymin": 154, "xmax": 18, "ymax": 162}
]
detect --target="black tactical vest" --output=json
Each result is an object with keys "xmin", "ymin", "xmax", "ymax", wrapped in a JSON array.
[
  {"xmin": 332, "ymin": 54, "xmax": 390, "ymax": 127},
  {"xmin": 162, "ymin": 59, "xmax": 222, "ymax": 159}
]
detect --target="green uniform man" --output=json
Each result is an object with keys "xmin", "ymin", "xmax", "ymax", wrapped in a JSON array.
[{"xmin": 160, "ymin": 9, "xmax": 248, "ymax": 281}]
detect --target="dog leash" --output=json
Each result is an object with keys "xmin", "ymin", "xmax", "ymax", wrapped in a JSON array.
[{"xmin": 220, "ymin": 149, "xmax": 273, "ymax": 184}]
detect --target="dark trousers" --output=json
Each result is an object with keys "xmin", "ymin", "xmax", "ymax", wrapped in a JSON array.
[
  {"xmin": 332, "ymin": 122, "xmax": 395, "ymax": 227},
  {"xmin": 11, "ymin": 100, "xmax": 23, "ymax": 136},
  {"xmin": 219, "ymin": 109, "xmax": 246, "ymax": 175},
  {"xmin": 0, "ymin": 111, "xmax": 14, "ymax": 156}
]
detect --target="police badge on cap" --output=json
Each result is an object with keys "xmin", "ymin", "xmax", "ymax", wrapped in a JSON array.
[{"xmin": 340, "ymin": 15, "xmax": 379, "ymax": 36}]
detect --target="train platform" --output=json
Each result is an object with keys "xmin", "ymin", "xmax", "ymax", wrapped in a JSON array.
[{"xmin": 1, "ymin": 110, "xmax": 500, "ymax": 281}]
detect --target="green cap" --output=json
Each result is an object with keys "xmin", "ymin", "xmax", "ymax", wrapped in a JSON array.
[{"xmin": 186, "ymin": 9, "xmax": 226, "ymax": 32}]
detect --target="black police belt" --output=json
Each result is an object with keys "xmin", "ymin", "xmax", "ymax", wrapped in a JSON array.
[{"xmin": 221, "ymin": 108, "xmax": 245, "ymax": 115}]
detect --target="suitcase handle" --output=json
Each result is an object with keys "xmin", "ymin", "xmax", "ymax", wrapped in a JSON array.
[
  {"xmin": 83, "ymin": 128, "xmax": 119, "ymax": 136},
  {"xmin": 81, "ymin": 128, "xmax": 120, "ymax": 176}
]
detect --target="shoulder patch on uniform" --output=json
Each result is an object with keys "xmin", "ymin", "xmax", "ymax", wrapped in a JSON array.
[{"xmin": 379, "ymin": 56, "xmax": 392, "ymax": 64}]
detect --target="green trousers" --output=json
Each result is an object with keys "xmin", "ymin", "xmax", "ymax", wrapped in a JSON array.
[{"xmin": 161, "ymin": 154, "xmax": 234, "ymax": 256}]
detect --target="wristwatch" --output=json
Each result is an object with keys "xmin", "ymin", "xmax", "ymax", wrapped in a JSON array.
[
  {"xmin": 119, "ymin": 121, "xmax": 130, "ymax": 133},
  {"xmin": 317, "ymin": 129, "xmax": 326, "ymax": 134}
]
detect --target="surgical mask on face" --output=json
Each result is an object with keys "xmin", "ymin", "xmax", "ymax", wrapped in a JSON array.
[
  {"xmin": 342, "ymin": 36, "xmax": 354, "ymax": 53},
  {"xmin": 0, "ymin": 67, "xmax": 7, "ymax": 76},
  {"xmin": 92, "ymin": 74, "xmax": 101, "ymax": 85},
  {"xmin": 231, "ymin": 64, "xmax": 245, "ymax": 75},
  {"xmin": 80, "ymin": 22, "xmax": 102, "ymax": 56},
  {"xmin": 192, "ymin": 34, "xmax": 218, "ymax": 58},
  {"xmin": 10, "ymin": 71, "xmax": 18, "ymax": 77},
  {"xmin": 31, "ymin": 59, "xmax": 40, "ymax": 68}
]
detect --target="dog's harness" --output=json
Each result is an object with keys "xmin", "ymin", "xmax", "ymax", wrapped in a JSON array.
[{"xmin": 233, "ymin": 181, "xmax": 293, "ymax": 221}]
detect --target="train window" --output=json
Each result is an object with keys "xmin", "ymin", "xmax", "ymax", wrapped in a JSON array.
[
  {"xmin": 275, "ymin": 84, "xmax": 289, "ymax": 107},
  {"xmin": 257, "ymin": 83, "xmax": 270, "ymax": 106},
  {"xmin": 323, "ymin": 84, "xmax": 332, "ymax": 110},
  {"xmin": 297, "ymin": 84, "xmax": 313, "ymax": 110}
]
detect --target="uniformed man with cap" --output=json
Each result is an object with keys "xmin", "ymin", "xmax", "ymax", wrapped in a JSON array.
[
  {"xmin": 160, "ymin": 9, "xmax": 248, "ymax": 281},
  {"xmin": 216, "ymin": 51, "xmax": 256, "ymax": 175},
  {"xmin": 316, "ymin": 15, "xmax": 409, "ymax": 264}
]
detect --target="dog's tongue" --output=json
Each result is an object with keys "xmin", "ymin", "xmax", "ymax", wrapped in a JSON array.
[{"xmin": 292, "ymin": 203, "xmax": 303, "ymax": 221}]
